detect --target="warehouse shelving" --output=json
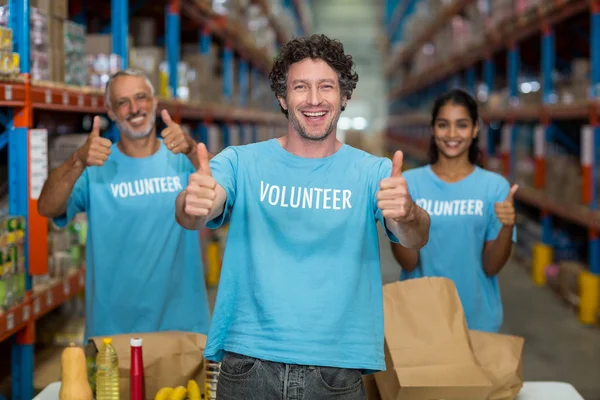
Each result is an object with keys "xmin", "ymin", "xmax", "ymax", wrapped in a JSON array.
[
  {"xmin": 0, "ymin": 1, "xmax": 310, "ymax": 399},
  {"xmin": 384, "ymin": 0, "xmax": 600, "ymax": 328}
]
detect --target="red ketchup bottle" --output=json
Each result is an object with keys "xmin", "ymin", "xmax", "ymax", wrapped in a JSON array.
[{"xmin": 130, "ymin": 338, "xmax": 145, "ymax": 400}]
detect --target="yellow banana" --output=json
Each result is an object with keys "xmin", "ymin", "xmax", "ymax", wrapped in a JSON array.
[
  {"xmin": 167, "ymin": 386, "xmax": 188, "ymax": 400},
  {"xmin": 187, "ymin": 380, "xmax": 201, "ymax": 400},
  {"xmin": 154, "ymin": 387, "xmax": 174, "ymax": 400}
]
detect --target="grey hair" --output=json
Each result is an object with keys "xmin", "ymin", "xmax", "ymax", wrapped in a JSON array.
[{"xmin": 104, "ymin": 69, "xmax": 156, "ymax": 109}]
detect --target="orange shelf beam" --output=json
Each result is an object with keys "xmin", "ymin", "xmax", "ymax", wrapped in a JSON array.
[{"xmin": 0, "ymin": 269, "xmax": 86, "ymax": 344}]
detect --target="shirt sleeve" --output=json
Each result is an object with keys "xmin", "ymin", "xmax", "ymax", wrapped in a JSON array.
[
  {"xmin": 52, "ymin": 169, "xmax": 90, "ymax": 228},
  {"xmin": 206, "ymin": 147, "xmax": 238, "ymax": 229},
  {"xmin": 485, "ymin": 178, "xmax": 518, "ymax": 243},
  {"xmin": 373, "ymin": 157, "xmax": 400, "ymax": 244}
]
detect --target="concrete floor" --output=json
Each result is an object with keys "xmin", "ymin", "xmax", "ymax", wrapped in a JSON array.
[{"xmin": 208, "ymin": 227, "xmax": 600, "ymax": 399}]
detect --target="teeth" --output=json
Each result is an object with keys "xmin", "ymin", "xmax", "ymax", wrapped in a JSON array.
[
  {"xmin": 446, "ymin": 141, "xmax": 459, "ymax": 146},
  {"xmin": 130, "ymin": 116, "xmax": 144, "ymax": 123},
  {"xmin": 303, "ymin": 111, "xmax": 326, "ymax": 117}
]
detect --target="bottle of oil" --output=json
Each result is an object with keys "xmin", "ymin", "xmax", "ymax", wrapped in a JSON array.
[{"xmin": 95, "ymin": 338, "xmax": 120, "ymax": 399}]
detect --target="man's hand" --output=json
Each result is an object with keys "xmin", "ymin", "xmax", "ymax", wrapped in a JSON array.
[
  {"xmin": 377, "ymin": 151, "xmax": 416, "ymax": 223},
  {"xmin": 76, "ymin": 116, "xmax": 112, "ymax": 167},
  {"xmin": 495, "ymin": 184, "xmax": 519, "ymax": 226},
  {"xmin": 161, "ymin": 109, "xmax": 194, "ymax": 155},
  {"xmin": 184, "ymin": 143, "xmax": 217, "ymax": 217}
]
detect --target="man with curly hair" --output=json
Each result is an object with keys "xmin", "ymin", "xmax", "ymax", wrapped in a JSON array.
[{"xmin": 176, "ymin": 34, "xmax": 430, "ymax": 399}]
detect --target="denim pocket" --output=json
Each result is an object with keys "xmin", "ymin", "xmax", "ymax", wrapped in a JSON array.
[
  {"xmin": 316, "ymin": 366, "xmax": 363, "ymax": 392},
  {"xmin": 219, "ymin": 352, "xmax": 261, "ymax": 380}
]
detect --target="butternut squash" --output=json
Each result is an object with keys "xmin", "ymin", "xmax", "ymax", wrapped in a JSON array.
[{"xmin": 59, "ymin": 343, "xmax": 94, "ymax": 400}]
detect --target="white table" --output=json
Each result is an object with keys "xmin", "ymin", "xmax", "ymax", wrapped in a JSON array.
[
  {"xmin": 516, "ymin": 382, "xmax": 585, "ymax": 400},
  {"xmin": 35, "ymin": 381, "xmax": 586, "ymax": 400}
]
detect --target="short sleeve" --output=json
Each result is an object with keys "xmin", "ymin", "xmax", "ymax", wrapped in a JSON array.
[
  {"xmin": 485, "ymin": 178, "xmax": 518, "ymax": 243},
  {"xmin": 52, "ymin": 169, "xmax": 90, "ymax": 228},
  {"xmin": 206, "ymin": 147, "xmax": 238, "ymax": 229},
  {"xmin": 372, "ymin": 157, "xmax": 400, "ymax": 243}
]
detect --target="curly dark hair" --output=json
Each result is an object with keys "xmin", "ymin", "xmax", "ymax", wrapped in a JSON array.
[{"xmin": 269, "ymin": 34, "xmax": 359, "ymax": 117}]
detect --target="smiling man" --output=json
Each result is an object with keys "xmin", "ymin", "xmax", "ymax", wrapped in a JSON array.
[
  {"xmin": 175, "ymin": 34, "xmax": 430, "ymax": 399},
  {"xmin": 37, "ymin": 69, "xmax": 211, "ymax": 340}
]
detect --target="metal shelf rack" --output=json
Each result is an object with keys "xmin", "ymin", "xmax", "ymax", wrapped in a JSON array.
[{"xmin": 384, "ymin": 0, "xmax": 600, "ymax": 327}]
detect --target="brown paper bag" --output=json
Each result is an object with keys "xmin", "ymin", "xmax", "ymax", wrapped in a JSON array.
[
  {"xmin": 363, "ymin": 374, "xmax": 382, "ymax": 400},
  {"xmin": 89, "ymin": 331, "xmax": 207, "ymax": 400},
  {"xmin": 374, "ymin": 277, "xmax": 493, "ymax": 400},
  {"xmin": 468, "ymin": 330, "xmax": 524, "ymax": 400}
]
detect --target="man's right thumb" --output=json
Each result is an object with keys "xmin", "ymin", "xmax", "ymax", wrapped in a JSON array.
[
  {"xmin": 196, "ymin": 143, "xmax": 211, "ymax": 175},
  {"xmin": 90, "ymin": 116, "xmax": 101, "ymax": 137}
]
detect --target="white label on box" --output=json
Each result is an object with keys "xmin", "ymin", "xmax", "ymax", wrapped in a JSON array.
[
  {"xmin": 4, "ymin": 85, "xmax": 11, "ymax": 101},
  {"xmin": 29, "ymin": 129, "xmax": 48, "ymax": 200},
  {"xmin": 22, "ymin": 305, "xmax": 30, "ymax": 321},
  {"xmin": 63, "ymin": 281, "xmax": 70, "ymax": 295},
  {"xmin": 501, "ymin": 124, "xmax": 512, "ymax": 152},
  {"xmin": 534, "ymin": 125, "xmax": 546, "ymax": 158},
  {"xmin": 6, "ymin": 312, "xmax": 14, "ymax": 330},
  {"xmin": 581, "ymin": 125, "xmax": 594, "ymax": 165},
  {"xmin": 45, "ymin": 89, "xmax": 51, "ymax": 104},
  {"xmin": 46, "ymin": 291, "xmax": 52, "ymax": 306},
  {"xmin": 62, "ymin": 92, "xmax": 69, "ymax": 105},
  {"xmin": 91, "ymin": 96, "xmax": 98, "ymax": 108},
  {"xmin": 78, "ymin": 95, "xmax": 84, "ymax": 107}
]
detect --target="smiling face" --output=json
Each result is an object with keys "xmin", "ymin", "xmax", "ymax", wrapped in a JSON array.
[
  {"xmin": 432, "ymin": 102, "xmax": 478, "ymax": 161},
  {"xmin": 278, "ymin": 58, "xmax": 346, "ymax": 142},
  {"xmin": 107, "ymin": 75, "xmax": 158, "ymax": 140}
]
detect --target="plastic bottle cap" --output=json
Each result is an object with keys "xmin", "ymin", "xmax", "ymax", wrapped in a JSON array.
[
  {"xmin": 103, "ymin": 338, "xmax": 112, "ymax": 345},
  {"xmin": 130, "ymin": 338, "xmax": 143, "ymax": 347}
]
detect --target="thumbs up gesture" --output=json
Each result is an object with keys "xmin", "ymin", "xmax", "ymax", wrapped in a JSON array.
[
  {"xmin": 184, "ymin": 143, "xmax": 217, "ymax": 217},
  {"xmin": 495, "ymin": 184, "xmax": 519, "ymax": 226},
  {"xmin": 377, "ymin": 151, "xmax": 416, "ymax": 223},
  {"xmin": 161, "ymin": 109, "xmax": 193, "ymax": 155},
  {"xmin": 76, "ymin": 116, "xmax": 112, "ymax": 167}
]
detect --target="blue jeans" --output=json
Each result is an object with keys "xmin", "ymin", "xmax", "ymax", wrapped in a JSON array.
[{"xmin": 216, "ymin": 352, "xmax": 367, "ymax": 400}]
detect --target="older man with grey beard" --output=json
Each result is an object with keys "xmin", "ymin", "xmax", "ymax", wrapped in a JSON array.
[{"xmin": 37, "ymin": 69, "xmax": 212, "ymax": 340}]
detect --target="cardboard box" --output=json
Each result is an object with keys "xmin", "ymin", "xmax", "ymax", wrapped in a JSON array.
[
  {"xmin": 130, "ymin": 46, "xmax": 164, "ymax": 93},
  {"xmin": 51, "ymin": 0, "xmax": 68, "ymax": 19}
]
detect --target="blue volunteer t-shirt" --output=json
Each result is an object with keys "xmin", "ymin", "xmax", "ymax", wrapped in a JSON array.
[
  {"xmin": 54, "ymin": 139, "xmax": 211, "ymax": 340},
  {"xmin": 400, "ymin": 165, "xmax": 517, "ymax": 332},
  {"xmin": 204, "ymin": 138, "xmax": 399, "ymax": 372}
]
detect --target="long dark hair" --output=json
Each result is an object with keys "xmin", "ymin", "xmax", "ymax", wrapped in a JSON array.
[{"xmin": 428, "ymin": 88, "xmax": 482, "ymax": 166}]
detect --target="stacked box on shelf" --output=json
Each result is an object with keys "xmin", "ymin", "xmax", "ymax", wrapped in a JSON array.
[
  {"xmin": 46, "ymin": 0, "xmax": 69, "ymax": 83},
  {"xmin": 64, "ymin": 21, "xmax": 86, "ymax": 86},
  {"xmin": 85, "ymin": 34, "xmax": 131, "ymax": 89},
  {"xmin": 557, "ymin": 58, "xmax": 590, "ymax": 105},
  {"xmin": 48, "ymin": 13, "xmax": 64, "ymax": 82},
  {"xmin": 514, "ymin": 125, "xmax": 535, "ymax": 187},
  {"xmin": 46, "ymin": 215, "xmax": 87, "ymax": 280},
  {"xmin": 182, "ymin": 45, "xmax": 220, "ymax": 104},
  {"xmin": 0, "ymin": 24, "xmax": 17, "ymax": 76},
  {"xmin": 489, "ymin": 0, "xmax": 514, "ymax": 29},
  {"xmin": 0, "ymin": 215, "xmax": 26, "ymax": 311},
  {"xmin": 0, "ymin": 5, "xmax": 49, "ymax": 81},
  {"xmin": 544, "ymin": 142, "xmax": 581, "ymax": 205}
]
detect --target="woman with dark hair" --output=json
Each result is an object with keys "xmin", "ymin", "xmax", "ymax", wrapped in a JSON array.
[{"xmin": 391, "ymin": 88, "xmax": 518, "ymax": 333}]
